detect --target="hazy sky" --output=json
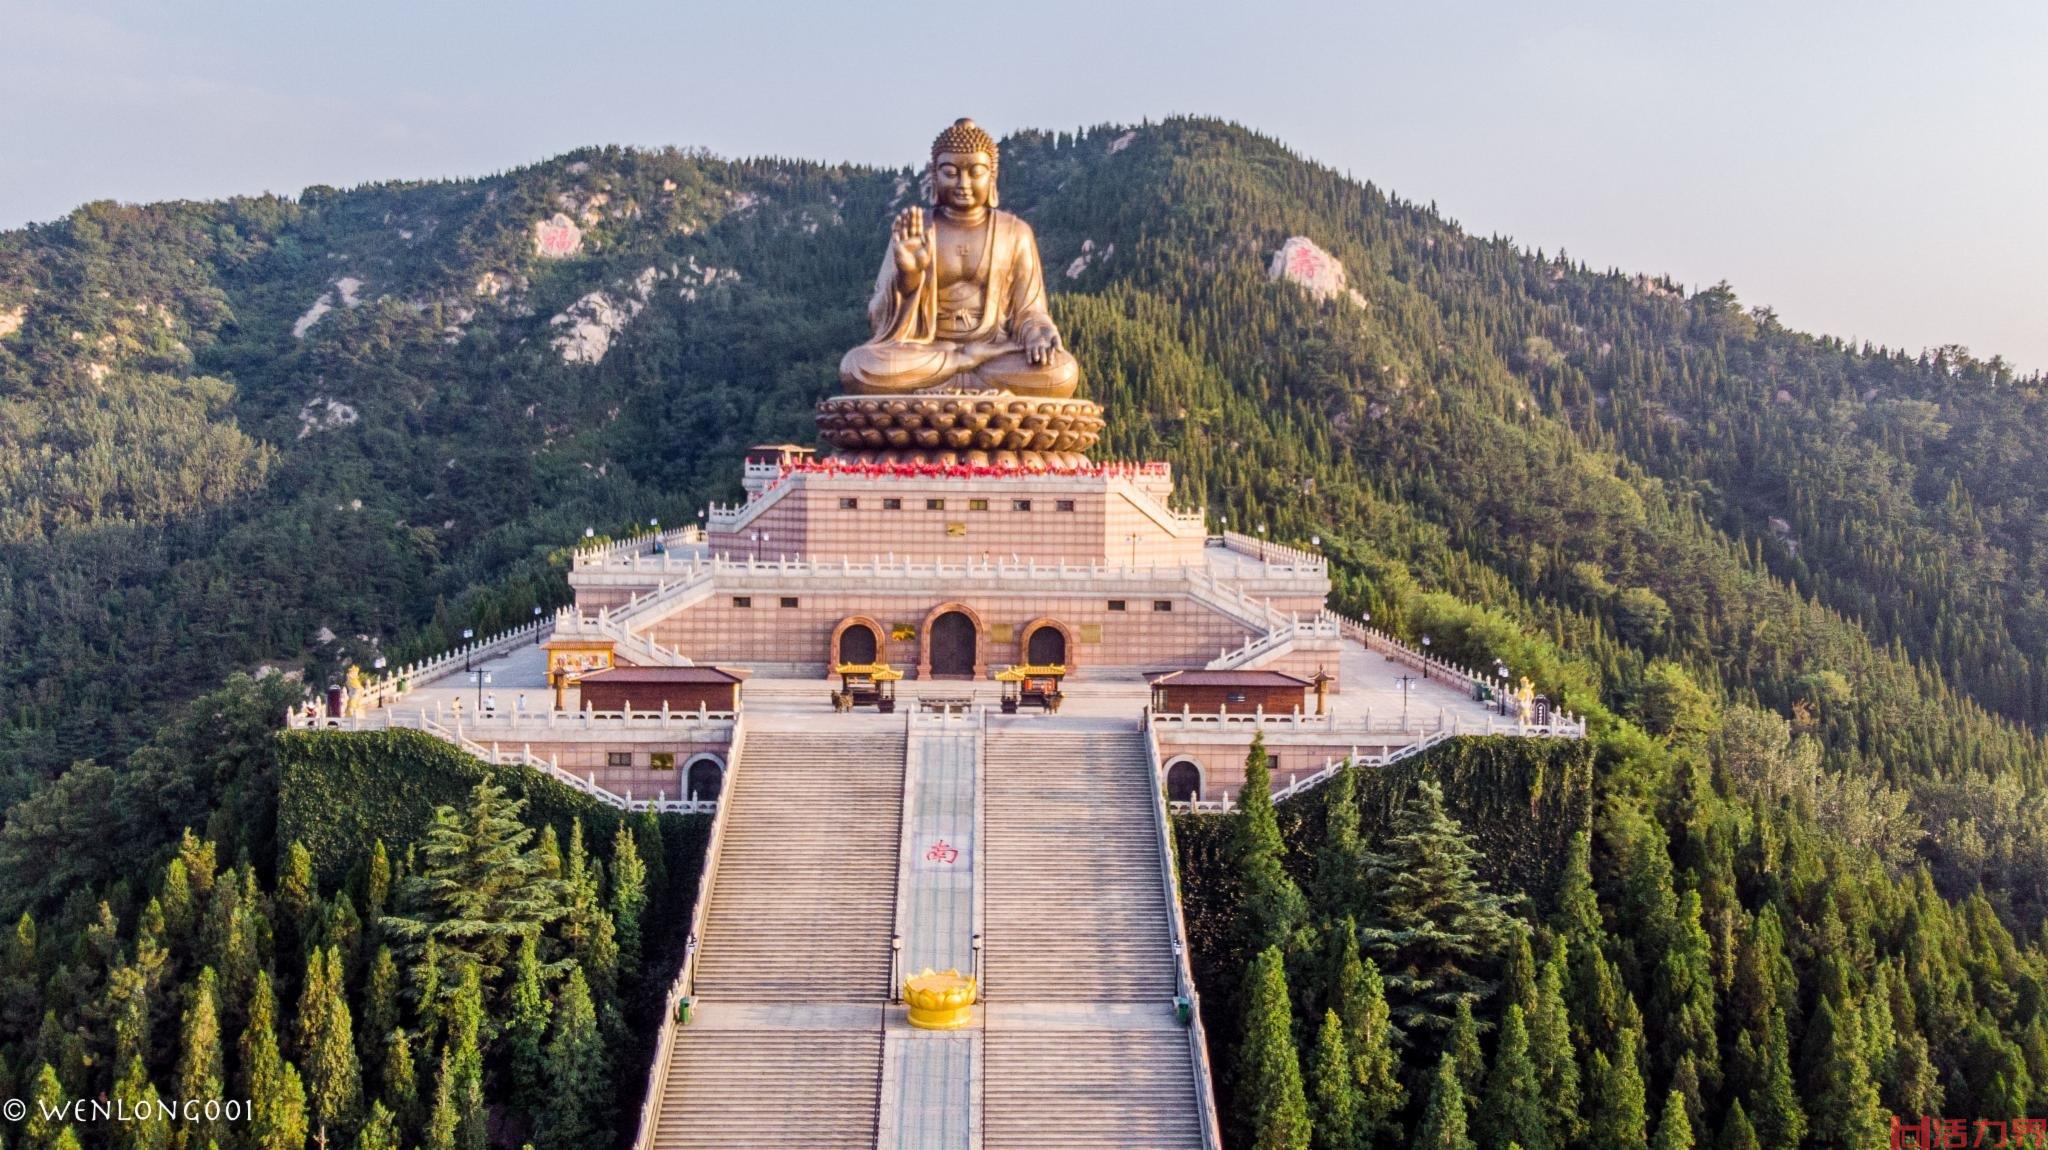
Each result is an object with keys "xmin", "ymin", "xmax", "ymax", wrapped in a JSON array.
[{"xmin": 4, "ymin": 0, "xmax": 2044, "ymax": 371}]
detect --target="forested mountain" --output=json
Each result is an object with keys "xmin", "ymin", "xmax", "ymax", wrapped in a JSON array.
[{"xmin": 2, "ymin": 118, "xmax": 2045, "ymax": 1147}]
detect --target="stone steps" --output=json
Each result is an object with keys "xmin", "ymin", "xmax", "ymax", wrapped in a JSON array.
[
  {"xmin": 984, "ymin": 1030, "xmax": 1202, "ymax": 1148},
  {"xmin": 651, "ymin": 1029, "xmax": 882, "ymax": 1149},
  {"xmin": 983, "ymin": 732, "xmax": 1178, "ymax": 1002},
  {"xmin": 694, "ymin": 731, "xmax": 904, "ymax": 1002}
]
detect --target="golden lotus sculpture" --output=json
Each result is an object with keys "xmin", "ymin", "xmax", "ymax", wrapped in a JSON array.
[
  {"xmin": 815, "ymin": 391, "xmax": 1102, "ymax": 468},
  {"xmin": 903, "ymin": 968, "xmax": 978, "ymax": 1030}
]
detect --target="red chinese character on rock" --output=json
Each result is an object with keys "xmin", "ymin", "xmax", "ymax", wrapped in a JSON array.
[
  {"xmin": 1933, "ymin": 1117, "xmax": 1970, "ymax": 1148},
  {"xmin": 1895, "ymin": 1116, "xmax": 1934, "ymax": 1149},
  {"xmin": 1976, "ymin": 1120, "xmax": 2009, "ymax": 1147},
  {"xmin": 2015, "ymin": 1118, "xmax": 2048, "ymax": 1148}
]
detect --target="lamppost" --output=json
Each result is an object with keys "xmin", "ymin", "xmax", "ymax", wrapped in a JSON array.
[
  {"xmin": 1126, "ymin": 532, "xmax": 1141, "ymax": 568},
  {"xmin": 1420, "ymin": 634, "xmax": 1432, "ymax": 679},
  {"xmin": 1497, "ymin": 663, "xmax": 1511, "ymax": 715},
  {"xmin": 1395, "ymin": 672, "xmax": 1418, "ymax": 731},
  {"xmin": 462, "ymin": 628, "xmax": 475, "ymax": 672},
  {"xmin": 533, "ymin": 604, "xmax": 544, "ymax": 643},
  {"xmin": 650, "ymin": 517, "xmax": 663, "ymax": 554},
  {"xmin": 1257, "ymin": 524, "xmax": 1267, "ymax": 562}
]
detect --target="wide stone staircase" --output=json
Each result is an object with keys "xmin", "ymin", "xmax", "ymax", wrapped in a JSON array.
[
  {"xmin": 646, "ymin": 722, "xmax": 904, "ymax": 1149},
  {"xmin": 983, "ymin": 728, "xmax": 1180, "ymax": 1001},
  {"xmin": 980, "ymin": 725, "xmax": 1205, "ymax": 1149}
]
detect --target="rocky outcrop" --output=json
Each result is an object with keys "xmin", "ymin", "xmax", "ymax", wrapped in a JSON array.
[
  {"xmin": 297, "ymin": 397, "xmax": 360, "ymax": 439},
  {"xmin": 533, "ymin": 213, "xmax": 583, "ymax": 259},
  {"xmin": 1268, "ymin": 236, "xmax": 1367, "ymax": 308},
  {"xmin": 290, "ymin": 277, "xmax": 366, "ymax": 339},
  {"xmin": 550, "ymin": 267, "xmax": 661, "ymax": 364},
  {"xmin": 0, "ymin": 304, "xmax": 24, "ymax": 338}
]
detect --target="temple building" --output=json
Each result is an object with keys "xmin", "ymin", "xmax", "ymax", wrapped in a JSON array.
[{"xmin": 296, "ymin": 116, "xmax": 1583, "ymax": 1150}]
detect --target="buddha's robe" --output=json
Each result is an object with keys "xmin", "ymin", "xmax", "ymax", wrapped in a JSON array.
[{"xmin": 838, "ymin": 208, "xmax": 1079, "ymax": 396}]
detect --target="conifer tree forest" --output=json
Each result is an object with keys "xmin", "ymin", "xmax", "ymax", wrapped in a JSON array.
[{"xmin": 3, "ymin": 117, "xmax": 2048, "ymax": 1144}]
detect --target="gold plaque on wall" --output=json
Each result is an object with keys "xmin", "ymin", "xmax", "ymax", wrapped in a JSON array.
[
  {"xmin": 991, "ymin": 623, "xmax": 1015, "ymax": 643},
  {"xmin": 946, "ymin": 522, "xmax": 967, "ymax": 537},
  {"xmin": 1078, "ymin": 624, "xmax": 1103, "ymax": 644}
]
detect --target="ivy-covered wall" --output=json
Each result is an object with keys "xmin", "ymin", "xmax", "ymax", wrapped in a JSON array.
[{"xmin": 276, "ymin": 728, "xmax": 710, "ymax": 889}]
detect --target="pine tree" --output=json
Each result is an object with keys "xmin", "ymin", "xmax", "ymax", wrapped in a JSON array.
[
  {"xmin": 1234, "ymin": 734, "xmax": 1309, "ymax": 956},
  {"xmin": 354, "ymin": 1101, "xmax": 399, "ymax": 1150},
  {"xmin": 1653, "ymin": 890, "xmax": 1718, "ymax": 1104},
  {"xmin": 113, "ymin": 1055, "xmax": 171, "ymax": 1150},
  {"xmin": 423, "ymin": 1047, "xmax": 458, "ymax": 1150},
  {"xmin": 535, "ymin": 968, "xmax": 609, "ymax": 1150},
  {"xmin": 25, "ymin": 1062, "xmax": 75, "ymax": 1150},
  {"xmin": 381, "ymin": 778, "xmax": 567, "ymax": 986},
  {"xmin": 380, "ymin": 1028, "xmax": 417, "ymax": 1126},
  {"xmin": 1502, "ymin": 929, "xmax": 1537, "ymax": 1017},
  {"xmin": 609, "ymin": 824, "xmax": 649, "ymax": 976},
  {"xmin": 358, "ymin": 945, "xmax": 400, "ymax": 1074},
  {"xmin": 297, "ymin": 946, "xmax": 361, "ymax": 1136},
  {"xmin": 444, "ymin": 961, "xmax": 488, "ymax": 1150},
  {"xmin": 1446, "ymin": 999, "xmax": 1484, "ymax": 1096},
  {"xmin": 1747, "ymin": 1005, "xmax": 1807, "ymax": 1150},
  {"xmin": 1328, "ymin": 920, "xmax": 1403, "ymax": 1142},
  {"xmin": 364, "ymin": 840, "xmax": 392, "ymax": 918},
  {"xmin": 1527, "ymin": 937, "xmax": 1581, "ymax": 1149},
  {"xmin": 1480, "ymin": 1005, "xmax": 1548, "ymax": 1150},
  {"xmin": 1588, "ymin": 1029, "xmax": 1650, "ymax": 1150},
  {"xmin": 240, "ymin": 972, "xmax": 309, "ymax": 1150},
  {"xmin": 174, "ymin": 967, "xmax": 225, "ymax": 1150},
  {"xmin": 1800, "ymin": 997, "xmax": 1892, "ymax": 1150},
  {"xmin": 1716, "ymin": 1099, "xmax": 1761, "ymax": 1150},
  {"xmin": 1307, "ymin": 1010, "xmax": 1358, "ymax": 1150},
  {"xmin": 1240, "ymin": 946, "xmax": 1312, "ymax": 1150},
  {"xmin": 1315, "ymin": 762, "xmax": 1364, "ymax": 917},
  {"xmin": 278, "ymin": 841, "xmax": 315, "ymax": 958},
  {"xmin": 1411, "ymin": 1052, "xmax": 1475, "ymax": 1150},
  {"xmin": 1650, "ymin": 1089, "xmax": 1694, "ymax": 1150},
  {"xmin": 503, "ymin": 932, "xmax": 553, "ymax": 1114},
  {"xmin": 1356, "ymin": 782, "xmax": 1516, "ymax": 1033},
  {"xmin": 633, "ymin": 807, "xmax": 668, "ymax": 901}
]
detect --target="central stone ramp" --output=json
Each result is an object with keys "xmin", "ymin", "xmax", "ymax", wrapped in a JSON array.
[
  {"xmin": 694, "ymin": 724, "xmax": 905, "ymax": 1000},
  {"xmin": 981, "ymin": 725, "xmax": 1202, "ymax": 1149}
]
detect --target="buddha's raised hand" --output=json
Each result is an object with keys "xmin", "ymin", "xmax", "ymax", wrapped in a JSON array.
[{"xmin": 892, "ymin": 206, "xmax": 930, "ymax": 285}]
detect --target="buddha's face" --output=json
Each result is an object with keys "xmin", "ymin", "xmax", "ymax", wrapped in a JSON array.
[{"xmin": 931, "ymin": 150, "xmax": 995, "ymax": 213}]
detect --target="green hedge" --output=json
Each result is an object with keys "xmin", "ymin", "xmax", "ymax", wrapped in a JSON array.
[{"xmin": 276, "ymin": 729, "xmax": 709, "ymax": 888}]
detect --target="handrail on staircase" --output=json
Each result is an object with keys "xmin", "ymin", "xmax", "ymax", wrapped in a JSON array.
[
  {"xmin": 631, "ymin": 710, "xmax": 748, "ymax": 1150},
  {"xmin": 1141, "ymin": 706, "xmax": 1225, "ymax": 1150}
]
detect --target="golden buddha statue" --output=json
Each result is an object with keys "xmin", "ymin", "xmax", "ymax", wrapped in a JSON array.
[{"xmin": 839, "ymin": 118, "xmax": 1079, "ymax": 397}]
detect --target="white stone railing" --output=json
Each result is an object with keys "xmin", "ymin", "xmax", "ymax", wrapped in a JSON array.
[
  {"xmin": 1140, "ymin": 711, "xmax": 1225, "ymax": 1150},
  {"xmin": 570, "ymin": 551, "xmax": 1325, "ymax": 593},
  {"xmin": 1150, "ymin": 704, "xmax": 1585, "ymax": 740},
  {"xmin": 1168, "ymin": 734, "xmax": 1449, "ymax": 814},
  {"xmin": 293, "ymin": 702, "xmax": 736, "ymax": 734},
  {"xmin": 1221, "ymin": 530, "xmax": 1326, "ymax": 570},
  {"xmin": 572, "ymin": 525, "xmax": 705, "ymax": 568},
  {"xmin": 408, "ymin": 716, "xmax": 719, "ymax": 813},
  {"xmin": 633, "ymin": 711, "xmax": 748, "ymax": 1150},
  {"xmin": 1113, "ymin": 475, "xmax": 1211, "ymax": 537},
  {"xmin": 1206, "ymin": 615, "xmax": 1341, "ymax": 670},
  {"xmin": 552, "ymin": 605, "xmax": 692, "ymax": 666},
  {"xmin": 310, "ymin": 617, "xmax": 553, "ymax": 713},
  {"xmin": 1320, "ymin": 608, "xmax": 1486, "ymax": 697}
]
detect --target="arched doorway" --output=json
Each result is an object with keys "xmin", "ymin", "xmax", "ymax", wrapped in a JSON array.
[
  {"xmin": 686, "ymin": 755, "xmax": 724, "ymax": 803},
  {"xmin": 837, "ymin": 621, "xmax": 879, "ymax": 664},
  {"xmin": 1026, "ymin": 623, "xmax": 1067, "ymax": 665},
  {"xmin": 929, "ymin": 611, "xmax": 977, "ymax": 678},
  {"xmin": 1165, "ymin": 760, "xmax": 1203, "ymax": 804}
]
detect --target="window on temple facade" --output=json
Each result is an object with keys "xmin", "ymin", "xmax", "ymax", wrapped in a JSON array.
[
  {"xmin": 927, "ymin": 498, "xmax": 946, "ymax": 510},
  {"xmin": 839, "ymin": 497, "xmax": 859, "ymax": 509},
  {"xmin": 732, "ymin": 596, "xmax": 752, "ymax": 608},
  {"xmin": 969, "ymin": 498, "xmax": 989, "ymax": 511},
  {"xmin": 1108, "ymin": 600, "xmax": 1127, "ymax": 611},
  {"xmin": 780, "ymin": 596, "xmax": 800, "ymax": 608},
  {"xmin": 607, "ymin": 751, "xmax": 633, "ymax": 767},
  {"xmin": 1153, "ymin": 600, "xmax": 1173, "ymax": 612},
  {"xmin": 1013, "ymin": 499, "xmax": 1032, "ymax": 511},
  {"xmin": 883, "ymin": 497, "xmax": 903, "ymax": 510},
  {"xmin": 1056, "ymin": 499, "xmax": 1076, "ymax": 511}
]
